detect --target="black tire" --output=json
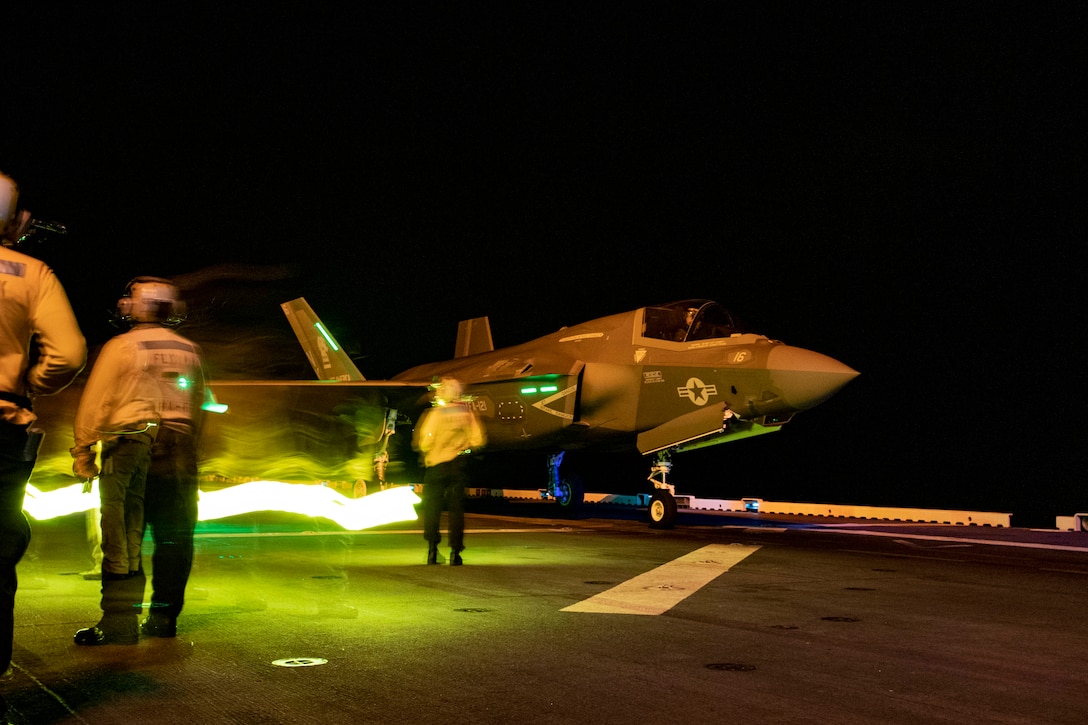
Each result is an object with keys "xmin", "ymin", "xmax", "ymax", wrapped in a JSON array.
[
  {"xmin": 648, "ymin": 491, "xmax": 677, "ymax": 529},
  {"xmin": 554, "ymin": 473, "xmax": 584, "ymax": 516}
]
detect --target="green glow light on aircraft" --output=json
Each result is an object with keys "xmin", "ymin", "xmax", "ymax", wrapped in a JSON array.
[
  {"xmin": 23, "ymin": 480, "xmax": 420, "ymax": 530},
  {"xmin": 314, "ymin": 322, "xmax": 340, "ymax": 351},
  {"xmin": 520, "ymin": 385, "xmax": 560, "ymax": 395}
]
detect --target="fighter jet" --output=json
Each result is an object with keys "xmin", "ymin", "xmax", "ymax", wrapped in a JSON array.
[{"xmin": 201, "ymin": 298, "xmax": 858, "ymax": 528}]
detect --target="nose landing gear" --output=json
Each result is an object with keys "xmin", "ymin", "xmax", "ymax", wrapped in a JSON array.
[{"xmin": 647, "ymin": 451, "xmax": 677, "ymax": 529}]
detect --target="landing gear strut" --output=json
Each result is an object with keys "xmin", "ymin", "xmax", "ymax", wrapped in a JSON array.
[
  {"xmin": 367, "ymin": 408, "xmax": 400, "ymax": 497},
  {"xmin": 544, "ymin": 452, "xmax": 584, "ymax": 514},
  {"xmin": 647, "ymin": 450, "xmax": 677, "ymax": 529}
]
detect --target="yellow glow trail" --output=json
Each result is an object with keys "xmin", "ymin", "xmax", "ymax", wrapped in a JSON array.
[{"xmin": 22, "ymin": 480, "xmax": 420, "ymax": 531}]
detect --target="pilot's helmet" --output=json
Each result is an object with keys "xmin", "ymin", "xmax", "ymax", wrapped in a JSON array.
[
  {"xmin": 0, "ymin": 172, "xmax": 17, "ymax": 238},
  {"xmin": 685, "ymin": 307, "xmax": 699, "ymax": 320},
  {"xmin": 116, "ymin": 276, "xmax": 187, "ymax": 326},
  {"xmin": 433, "ymin": 377, "xmax": 464, "ymax": 406}
]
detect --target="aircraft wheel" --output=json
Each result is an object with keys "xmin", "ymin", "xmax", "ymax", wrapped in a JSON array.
[
  {"xmin": 648, "ymin": 491, "xmax": 677, "ymax": 529},
  {"xmin": 554, "ymin": 474, "xmax": 584, "ymax": 515}
]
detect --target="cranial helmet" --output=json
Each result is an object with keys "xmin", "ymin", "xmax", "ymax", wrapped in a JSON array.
[
  {"xmin": 116, "ymin": 276, "xmax": 187, "ymax": 325},
  {"xmin": 434, "ymin": 377, "xmax": 464, "ymax": 405},
  {"xmin": 0, "ymin": 172, "xmax": 18, "ymax": 238}
]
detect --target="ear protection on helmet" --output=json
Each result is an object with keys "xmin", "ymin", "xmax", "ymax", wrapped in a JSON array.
[{"xmin": 115, "ymin": 276, "xmax": 187, "ymax": 326}]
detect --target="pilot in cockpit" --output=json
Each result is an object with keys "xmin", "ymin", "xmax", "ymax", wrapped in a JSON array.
[{"xmin": 674, "ymin": 307, "xmax": 699, "ymax": 341}]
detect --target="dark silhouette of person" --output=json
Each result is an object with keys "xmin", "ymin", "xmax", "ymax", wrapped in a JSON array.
[{"xmin": 0, "ymin": 171, "xmax": 86, "ymax": 690}]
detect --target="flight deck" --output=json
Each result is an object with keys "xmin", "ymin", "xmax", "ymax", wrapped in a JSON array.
[{"xmin": 6, "ymin": 500, "xmax": 1087, "ymax": 724}]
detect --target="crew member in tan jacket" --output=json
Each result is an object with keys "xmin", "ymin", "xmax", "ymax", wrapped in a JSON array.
[{"xmin": 412, "ymin": 377, "xmax": 486, "ymax": 566}]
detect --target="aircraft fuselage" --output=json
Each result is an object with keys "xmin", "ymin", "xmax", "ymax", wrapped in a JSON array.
[{"xmin": 393, "ymin": 303, "xmax": 857, "ymax": 455}]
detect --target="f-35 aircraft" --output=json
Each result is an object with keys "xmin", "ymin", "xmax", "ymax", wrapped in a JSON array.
[{"xmin": 201, "ymin": 298, "xmax": 858, "ymax": 528}]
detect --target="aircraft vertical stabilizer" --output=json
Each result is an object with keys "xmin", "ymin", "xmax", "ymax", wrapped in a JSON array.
[
  {"xmin": 455, "ymin": 317, "xmax": 494, "ymax": 358},
  {"xmin": 281, "ymin": 298, "xmax": 366, "ymax": 381}
]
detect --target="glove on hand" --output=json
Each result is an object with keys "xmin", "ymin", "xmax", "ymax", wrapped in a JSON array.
[{"xmin": 70, "ymin": 446, "xmax": 99, "ymax": 481}]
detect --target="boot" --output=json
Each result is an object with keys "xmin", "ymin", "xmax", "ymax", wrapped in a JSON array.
[
  {"xmin": 140, "ymin": 611, "xmax": 177, "ymax": 638},
  {"xmin": 74, "ymin": 613, "xmax": 138, "ymax": 646},
  {"xmin": 450, "ymin": 550, "xmax": 463, "ymax": 566},
  {"xmin": 76, "ymin": 572, "xmax": 141, "ymax": 645},
  {"xmin": 426, "ymin": 542, "xmax": 439, "ymax": 565}
]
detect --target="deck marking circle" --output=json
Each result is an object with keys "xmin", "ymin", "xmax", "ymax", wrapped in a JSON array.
[{"xmin": 272, "ymin": 657, "xmax": 329, "ymax": 667}]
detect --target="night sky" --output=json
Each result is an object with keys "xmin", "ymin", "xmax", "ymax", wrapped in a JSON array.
[{"xmin": 5, "ymin": 5, "xmax": 1084, "ymax": 524}]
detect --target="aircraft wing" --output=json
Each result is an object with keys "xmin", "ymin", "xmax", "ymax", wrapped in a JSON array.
[
  {"xmin": 201, "ymin": 380, "xmax": 432, "ymax": 485},
  {"xmin": 201, "ymin": 299, "xmax": 437, "ymax": 486}
]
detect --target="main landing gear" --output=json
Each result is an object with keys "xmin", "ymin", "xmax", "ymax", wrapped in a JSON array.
[
  {"xmin": 540, "ymin": 449, "xmax": 680, "ymax": 528},
  {"xmin": 356, "ymin": 408, "xmax": 402, "ymax": 499},
  {"xmin": 647, "ymin": 450, "xmax": 678, "ymax": 529},
  {"xmin": 543, "ymin": 452, "xmax": 584, "ymax": 515},
  {"xmin": 542, "ymin": 449, "xmax": 680, "ymax": 527}
]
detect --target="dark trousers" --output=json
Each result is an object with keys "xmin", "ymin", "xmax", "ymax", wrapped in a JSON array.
[
  {"xmin": 422, "ymin": 457, "xmax": 468, "ymax": 552},
  {"xmin": 98, "ymin": 437, "xmax": 151, "ymax": 577},
  {"xmin": 95, "ymin": 428, "xmax": 197, "ymax": 623},
  {"xmin": 0, "ymin": 424, "xmax": 35, "ymax": 674},
  {"xmin": 96, "ymin": 436, "xmax": 150, "ymax": 622},
  {"xmin": 144, "ymin": 428, "xmax": 199, "ymax": 620}
]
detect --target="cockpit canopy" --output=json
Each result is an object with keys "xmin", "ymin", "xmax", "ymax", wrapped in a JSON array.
[{"xmin": 641, "ymin": 300, "xmax": 746, "ymax": 343}]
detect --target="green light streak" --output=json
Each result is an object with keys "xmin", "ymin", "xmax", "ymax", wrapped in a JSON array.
[
  {"xmin": 314, "ymin": 322, "xmax": 340, "ymax": 351},
  {"xmin": 202, "ymin": 388, "xmax": 228, "ymax": 414}
]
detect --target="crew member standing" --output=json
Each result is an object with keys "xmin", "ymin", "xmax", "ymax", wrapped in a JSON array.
[
  {"xmin": 412, "ymin": 377, "xmax": 486, "ymax": 566},
  {"xmin": 0, "ymin": 171, "xmax": 86, "ymax": 674},
  {"xmin": 70, "ymin": 277, "xmax": 205, "ymax": 644}
]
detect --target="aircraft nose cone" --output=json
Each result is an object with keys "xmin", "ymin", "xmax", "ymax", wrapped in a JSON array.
[{"xmin": 766, "ymin": 345, "xmax": 859, "ymax": 411}]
